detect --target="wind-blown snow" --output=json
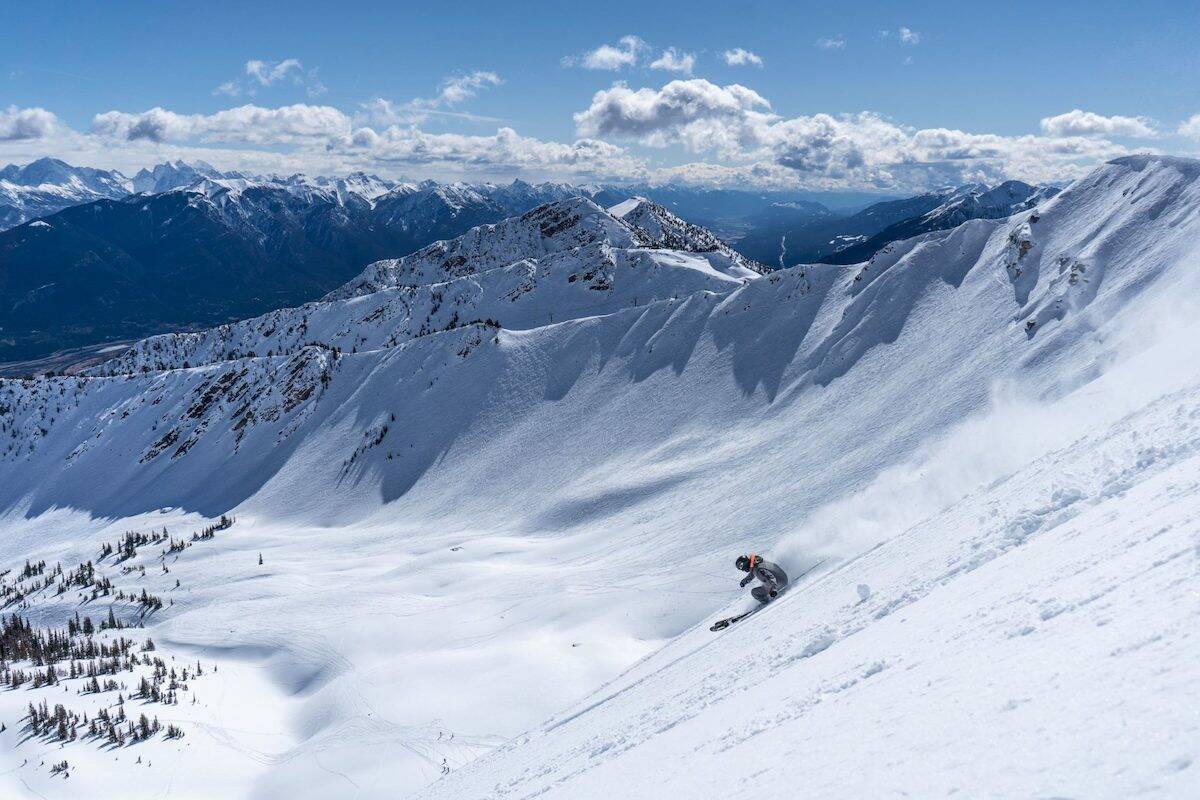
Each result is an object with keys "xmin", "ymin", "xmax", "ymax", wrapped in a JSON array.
[{"xmin": 1, "ymin": 156, "xmax": 1198, "ymax": 799}]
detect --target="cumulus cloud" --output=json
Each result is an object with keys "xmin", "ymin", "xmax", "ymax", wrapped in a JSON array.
[
  {"xmin": 650, "ymin": 48, "xmax": 696, "ymax": 75},
  {"xmin": 722, "ymin": 48, "xmax": 764, "ymax": 67},
  {"xmin": 91, "ymin": 104, "xmax": 352, "ymax": 144},
  {"xmin": 815, "ymin": 37, "xmax": 845, "ymax": 50},
  {"xmin": 574, "ymin": 79, "xmax": 773, "ymax": 156},
  {"xmin": 573, "ymin": 79, "xmax": 1137, "ymax": 190},
  {"xmin": 0, "ymin": 106, "xmax": 59, "ymax": 141},
  {"xmin": 64, "ymin": 95, "xmax": 642, "ymax": 182},
  {"xmin": 1040, "ymin": 109, "xmax": 1157, "ymax": 138},
  {"xmin": 335, "ymin": 124, "xmax": 644, "ymax": 179},
  {"xmin": 1179, "ymin": 114, "xmax": 1200, "ymax": 141},
  {"xmin": 7, "ymin": 76, "xmax": 1176, "ymax": 192},
  {"xmin": 563, "ymin": 36, "xmax": 648, "ymax": 70}
]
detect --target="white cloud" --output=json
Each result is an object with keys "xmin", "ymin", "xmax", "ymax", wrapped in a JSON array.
[
  {"xmin": 573, "ymin": 79, "xmax": 1138, "ymax": 190},
  {"xmin": 358, "ymin": 71, "xmax": 504, "ymax": 128},
  {"xmin": 722, "ymin": 48, "xmax": 764, "ymax": 67},
  {"xmin": 305, "ymin": 73, "xmax": 328, "ymax": 98},
  {"xmin": 563, "ymin": 36, "xmax": 648, "ymax": 71},
  {"xmin": 6, "ymin": 78, "xmax": 1179, "ymax": 192},
  {"xmin": 899, "ymin": 27, "xmax": 921, "ymax": 45},
  {"xmin": 246, "ymin": 58, "xmax": 304, "ymax": 87},
  {"xmin": 574, "ymin": 79, "xmax": 774, "ymax": 157},
  {"xmin": 337, "ymin": 124, "xmax": 642, "ymax": 177},
  {"xmin": 0, "ymin": 113, "xmax": 644, "ymax": 184},
  {"xmin": 22, "ymin": 92, "xmax": 638, "ymax": 182},
  {"xmin": 1179, "ymin": 114, "xmax": 1200, "ymax": 141},
  {"xmin": 213, "ymin": 58, "xmax": 323, "ymax": 98},
  {"xmin": 213, "ymin": 81, "xmax": 242, "ymax": 98},
  {"xmin": 434, "ymin": 71, "xmax": 503, "ymax": 106},
  {"xmin": 1040, "ymin": 109, "xmax": 1157, "ymax": 138},
  {"xmin": 815, "ymin": 36, "xmax": 845, "ymax": 51},
  {"xmin": 650, "ymin": 48, "xmax": 696, "ymax": 75},
  {"xmin": 0, "ymin": 106, "xmax": 59, "ymax": 141},
  {"xmin": 91, "ymin": 104, "xmax": 352, "ymax": 144}
]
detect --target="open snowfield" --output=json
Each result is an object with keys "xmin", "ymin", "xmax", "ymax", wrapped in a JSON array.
[{"xmin": 1, "ymin": 157, "xmax": 1198, "ymax": 798}]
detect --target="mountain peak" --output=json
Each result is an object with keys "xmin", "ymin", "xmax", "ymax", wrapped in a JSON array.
[
  {"xmin": 132, "ymin": 160, "xmax": 226, "ymax": 194},
  {"xmin": 610, "ymin": 196, "xmax": 768, "ymax": 274}
]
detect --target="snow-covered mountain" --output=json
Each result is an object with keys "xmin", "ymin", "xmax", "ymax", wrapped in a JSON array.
[
  {"xmin": 3, "ymin": 157, "xmax": 1005, "ymax": 365},
  {"xmin": 828, "ymin": 179, "xmax": 1061, "ymax": 264},
  {"xmin": 92, "ymin": 197, "xmax": 763, "ymax": 377},
  {"xmin": 736, "ymin": 179, "xmax": 1060, "ymax": 268},
  {"xmin": 0, "ymin": 178, "xmax": 618, "ymax": 363},
  {"xmin": 366, "ymin": 179, "xmax": 582, "ymax": 246},
  {"xmin": 309, "ymin": 170, "xmax": 400, "ymax": 202},
  {"xmin": 0, "ymin": 157, "xmax": 131, "ymax": 229},
  {"xmin": 0, "ymin": 179, "xmax": 414, "ymax": 363},
  {"xmin": 608, "ymin": 196, "xmax": 766, "ymax": 275},
  {"xmin": 131, "ymin": 159, "xmax": 230, "ymax": 194},
  {"xmin": 0, "ymin": 155, "xmax": 1197, "ymax": 798},
  {"xmin": 0, "ymin": 170, "xmax": 781, "ymax": 363}
]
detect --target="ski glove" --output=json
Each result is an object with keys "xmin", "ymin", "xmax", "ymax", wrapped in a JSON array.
[{"xmin": 739, "ymin": 574, "xmax": 753, "ymax": 588}]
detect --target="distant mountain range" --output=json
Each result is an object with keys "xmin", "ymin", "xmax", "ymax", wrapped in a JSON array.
[
  {"xmin": 735, "ymin": 180, "xmax": 1061, "ymax": 267},
  {"xmin": 0, "ymin": 157, "xmax": 131, "ymax": 229},
  {"xmin": 0, "ymin": 158, "xmax": 1059, "ymax": 365}
]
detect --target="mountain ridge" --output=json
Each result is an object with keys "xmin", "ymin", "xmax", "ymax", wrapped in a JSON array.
[{"xmin": 0, "ymin": 156, "xmax": 1197, "ymax": 798}]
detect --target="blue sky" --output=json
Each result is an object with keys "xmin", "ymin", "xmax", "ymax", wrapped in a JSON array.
[{"xmin": 3, "ymin": 0, "xmax": 1199, "ymax": 191}]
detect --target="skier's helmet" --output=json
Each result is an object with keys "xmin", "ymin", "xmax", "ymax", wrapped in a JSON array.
[{"xmin": 736, "ymin": 555, "xmax": 751, "ymax": 572}]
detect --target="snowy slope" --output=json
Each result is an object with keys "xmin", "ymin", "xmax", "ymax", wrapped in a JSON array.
[
  {"xmin": 89, "ymin": 197, "xmax": 758, "ymax": 378},
  {"xmin": 417, "ymin": 333, "xmax": 1200, "ymax": 799},
  {"xmin": 825, "ymin": 179, "xmax": 1060, "ymax": 265},
  {"xmin": 608, "ymin": 197, "xmax": 766, "ymax": 275},
  {"xmin": 0, "ymin": 156, "xmax": 1198, "ymax": 798}
]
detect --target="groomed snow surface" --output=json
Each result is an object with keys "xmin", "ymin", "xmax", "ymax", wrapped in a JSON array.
[{"xmin": 1, "ymin": 156, "xmax": 1199, "ymax": 798}]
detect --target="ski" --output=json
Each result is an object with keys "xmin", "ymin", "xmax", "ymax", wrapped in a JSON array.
[
  {"xmin": 709, "ymin": 557, "xmax": 830, "ymax": 632},
  {"xmin": 709, "ymin": 610, "xmax": 756, "ymax": 631}
]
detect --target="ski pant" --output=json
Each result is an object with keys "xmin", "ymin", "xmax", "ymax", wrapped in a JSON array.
[{"xmin": 751, "ymin": 585, "xmax": 778, "ymax": 604}]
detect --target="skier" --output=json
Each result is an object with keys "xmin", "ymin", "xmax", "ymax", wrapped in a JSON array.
[{"xmin": 736, "ymin": 554, "xmax": 789, "ymax": 603}]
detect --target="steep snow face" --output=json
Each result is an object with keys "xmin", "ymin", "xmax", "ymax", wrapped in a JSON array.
[
  {"xmin": 608, "ymin": 197, "xmax": 767, "ymax": 275},
  {"xmin": 1, "ymin": 157, "xmax": 1199, "ymax": 799},
  {"xmin": 331, "ymin": 198, "xmax": 643, "ymax": 298},
  {"xmin": 824, "ymin": 179, "xmax": 1062, "ymax": 265},
  {"xmin": 90, "ymin": 197, "xmax": 754, "ymax": 377},
  {"xmin": 416, "ymin": 332, "xmax": 1200, "ymax": 799},
  {"xmin": 921, "ymin": 179, "xmax": 1060, "ymax": 229},
  {"xmin": 735, "ymin": 179, "xmax": 1058, "ymax": 269},
  {"xmin": 0, "ymin": 157, "xmax": 131, "ymax": 229}
]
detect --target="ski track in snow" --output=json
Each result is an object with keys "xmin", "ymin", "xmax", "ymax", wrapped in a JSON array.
[
  {"xmin": 420, "ymin": 372, "xmax": 1200, "ymax": 800},
  {"xmin": 0, "ymin": 156, "xmax": 1199, "ymax": 798}
]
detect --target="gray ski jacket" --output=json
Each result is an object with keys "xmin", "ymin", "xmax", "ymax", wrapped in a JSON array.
[{"xmin": 740, "ymin": 558, "xmax": 789, "ymax": 592}]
